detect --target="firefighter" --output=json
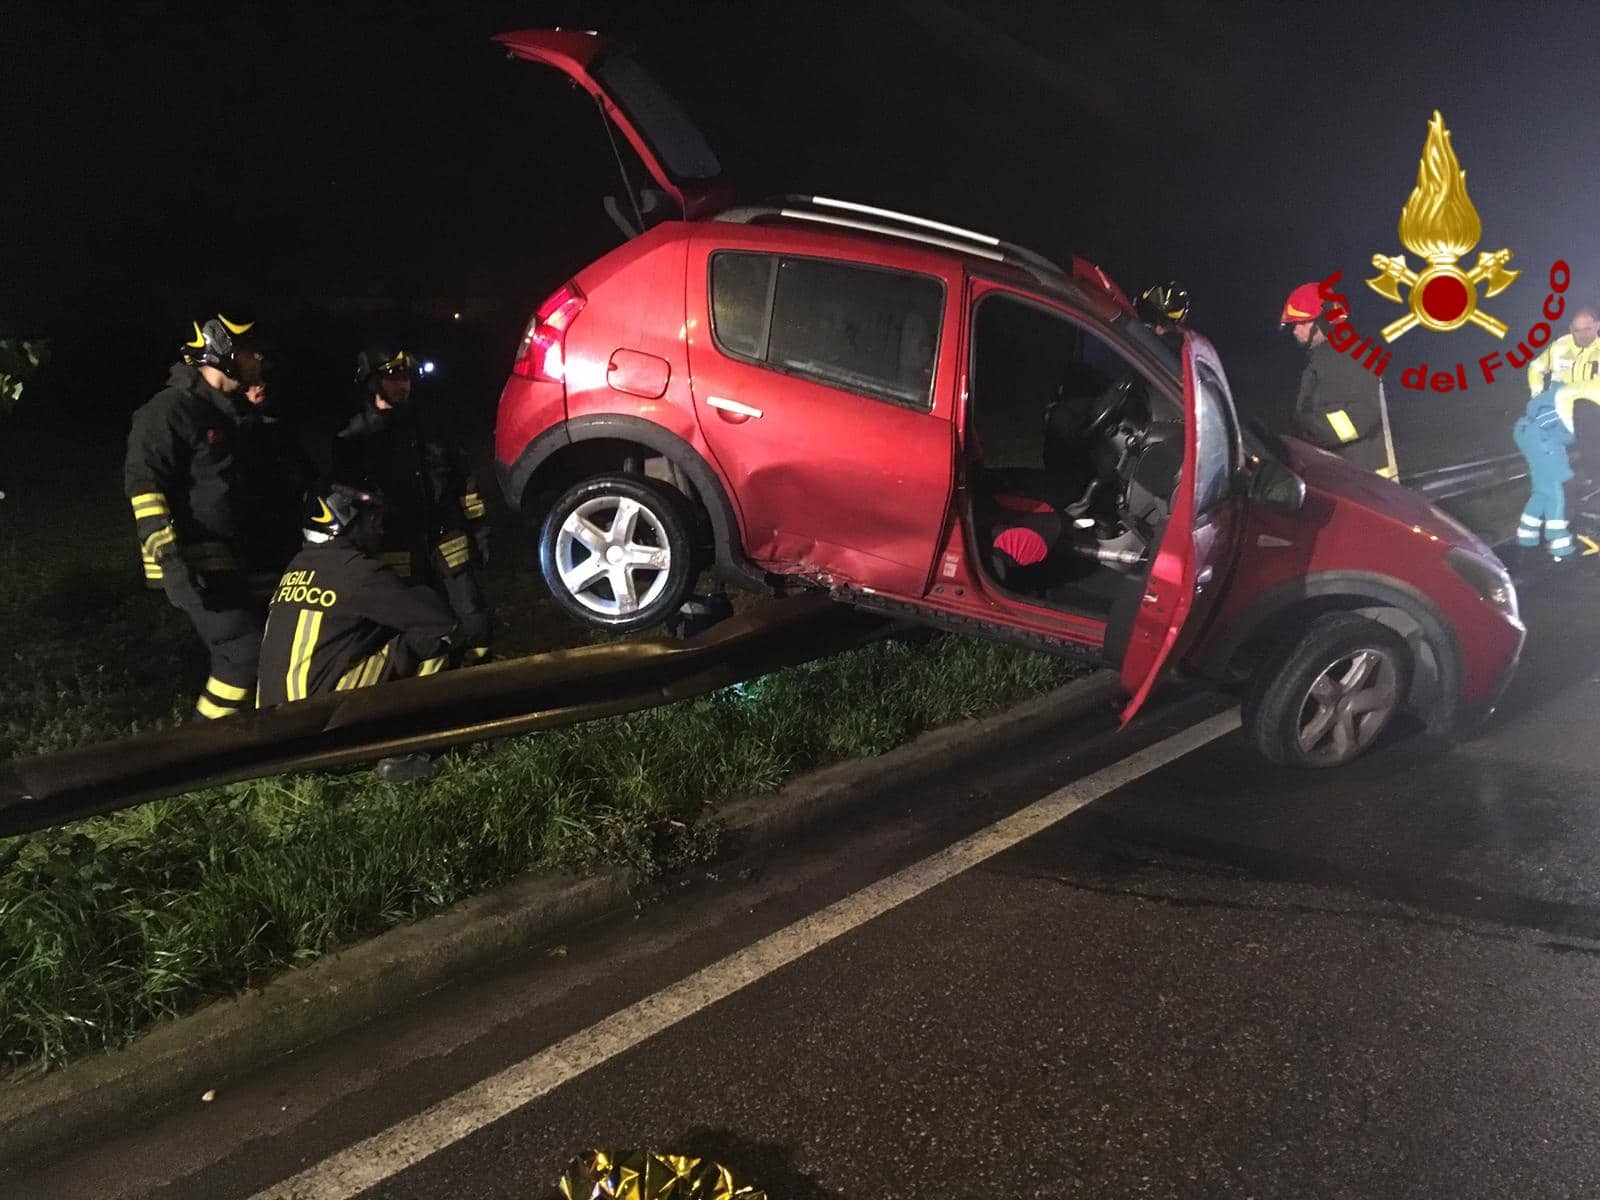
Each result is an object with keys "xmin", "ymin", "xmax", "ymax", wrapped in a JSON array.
[
  {"xmin": 257, "ymin": 483, "xmax": 456, "ymax": 782},
  {"xmin": 125, "ymin": 315, "xmax": 268, "ymax": 720},
  {"xmin": 1514, "ymin": 383, "xmax": 1577, "ymax": 561},
  {"xmin": 1136, "ymin": 281, "xmax": 1190, "ymax": 337},
  {"xmin": 1280, "ymin": 282, "xmax": 1395, "ymax": 478},
  {"xmin": 231, "ymin": 328, "xmax": 318, "ymax": 596},
  {"xmin": 258, "ymin": 483, "xmax": 456, "ymax": 704},
  {"xmin": 333, "ymin": 345, "xmax": 493, "ymax": 664}
]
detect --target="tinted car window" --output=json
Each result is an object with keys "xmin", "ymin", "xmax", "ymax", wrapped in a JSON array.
[
  {"xmin": 768, "ymin": 258, "xmax": 942, "ymax": 408},
  {"xmin": 711, "ymin": 253, "xmax": 943, "ymax": 410},
  {"xmin": 710, "ymin": 253, "xmax": 775, "ymax": 359}
]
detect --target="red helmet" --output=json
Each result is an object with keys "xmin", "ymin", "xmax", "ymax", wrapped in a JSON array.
[{"xmin": 1279, "ymin": 282, "xmax": 1325, "ymax": 325}]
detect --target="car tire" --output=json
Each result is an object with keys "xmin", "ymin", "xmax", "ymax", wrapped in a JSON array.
[
  {"xmin": 538, "ymin": 474, "xmax": 697, "ymax": 633},
  {"xmin": 1245, "ymin": 613, "xmax": 1412, "ymax": 769}
]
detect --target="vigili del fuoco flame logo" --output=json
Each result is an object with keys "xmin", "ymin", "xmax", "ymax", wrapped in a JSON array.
[{"xmin": 1365, "ymin": 110, "xmax": 1518, "ymax": 342}]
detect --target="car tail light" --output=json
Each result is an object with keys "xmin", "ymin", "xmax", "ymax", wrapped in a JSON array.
[{"xmin": 512, "ymin": 282, "xmax": 586, "ymax": 383}]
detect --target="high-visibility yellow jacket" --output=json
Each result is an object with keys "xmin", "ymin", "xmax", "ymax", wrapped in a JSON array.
[
  {"xmin": 1528, "ymin": 334, "xmax": 1600, "ymax": 396},
  {"xmin": 1553, "ymin": 382, "xmax": 1600, "ymax": 431}
]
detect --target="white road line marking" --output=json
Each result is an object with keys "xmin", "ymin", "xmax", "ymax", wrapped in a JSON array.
[{"xmin": 251, "ymin": 709, "xmax": 1241, "ymax": 1200}]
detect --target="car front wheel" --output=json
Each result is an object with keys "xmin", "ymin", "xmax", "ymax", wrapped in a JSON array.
[
  {"xmin": 538, "ymin": 474, "xmax": 696, "ymax": 633},
  {"xmin": 1245, "ymin": 613, "xmax": 1412, "ymax": 768}
]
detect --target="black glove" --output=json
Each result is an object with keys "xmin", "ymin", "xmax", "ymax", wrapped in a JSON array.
[{"xmin": 159, "ymin": 558, "xmax": 204, "ymax": 611}]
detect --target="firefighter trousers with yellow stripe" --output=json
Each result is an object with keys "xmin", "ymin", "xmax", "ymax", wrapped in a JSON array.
[
  {"xmin": 171, "ymin": 572, "xmax": 263, "ymax": 719},
  {"xmin": 330, "ymin": 632, "xmax": 451, "ymax": 695},
  {"xmin": 275, "ymin": 618, "xmax": 451, "ymax": 703},
  {"xmin": 381, "ymin": 537, "xmax": 492, "ymax": 665}
]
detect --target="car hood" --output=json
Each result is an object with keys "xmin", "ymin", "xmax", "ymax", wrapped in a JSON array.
[{"xmin": 1283, "ymin": 436, "xmax": 1496, "ymax": 558}]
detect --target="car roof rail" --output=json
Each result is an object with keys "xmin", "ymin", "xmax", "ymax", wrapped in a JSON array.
[
  {"xmin": 794, "ymin": 196, "xmax": 1074, "ymax": 280},
  {"xmin": 717, "ymin": 203, "xmax": 1005, "ymax": 263},
  {"xmin": 713, "ymin": 196, "xmax": 1076, "ymax": 288}
]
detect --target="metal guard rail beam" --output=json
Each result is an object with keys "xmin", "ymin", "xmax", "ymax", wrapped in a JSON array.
[
  {"xmin": 1401, "ymin": 453, "xmax": 1526, "ymax": 502},
  {"xmin": 0, "ymin": 451, "xmax": 1531, "ymax": 837},
  {"xmin": 0, "ymin": 594, "xmax": 893, "ymax": 838}
]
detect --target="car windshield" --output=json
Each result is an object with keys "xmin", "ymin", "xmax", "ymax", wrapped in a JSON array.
[{"xmin": 1114, "ymin": 312, "xmax": 1183, "ymax": 380}]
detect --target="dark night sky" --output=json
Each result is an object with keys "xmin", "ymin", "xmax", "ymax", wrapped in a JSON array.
[{"xmin": 4, "ymin": 0, "xmax": 1595, "ymax": 435}]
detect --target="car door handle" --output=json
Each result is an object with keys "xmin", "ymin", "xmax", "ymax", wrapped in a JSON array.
[
  {"xmin": 1196, "ymin": 565, "xmax": 1214, "ymax": 585},
  {"xmin": 706, "ymin": 395, "xmax": 763, "ymax": 419}
]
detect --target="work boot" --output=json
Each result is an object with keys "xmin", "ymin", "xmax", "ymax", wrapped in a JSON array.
[{"xmin": 373, "ymin": 753, "xmax": 439, "ymax": 784}]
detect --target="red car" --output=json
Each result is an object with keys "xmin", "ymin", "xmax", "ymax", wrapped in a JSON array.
[{"xmin": 491, "ymin": 30, "xmax": 1523, "ymax": 768}]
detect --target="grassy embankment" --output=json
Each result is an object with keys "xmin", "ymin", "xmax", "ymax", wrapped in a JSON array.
[{"xmin": 0, "ymin": 434, "xmax": 1088, "ymax": 1072}]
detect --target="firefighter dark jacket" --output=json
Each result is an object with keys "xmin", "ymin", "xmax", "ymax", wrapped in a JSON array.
[
  {"xmin": 124, "ymin": 363, "xmax": 303, "ymax": 584},
  {"xmin": 332, "ymin": 398, "xmax": 486, "ymax": 561},
  {"xmin": 1293, "ymin": 337, "xmax": 1384, "ymax": 453},
  {"xmin": 257, "ymin": 540, "xmax": 457, "ymax": 706}
]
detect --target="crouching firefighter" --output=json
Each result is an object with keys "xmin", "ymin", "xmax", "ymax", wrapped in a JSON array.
[
  {"xmin": 334, "ymin": 346, "xmax": 493, "ymax": 664},
  {"xmin": 258, "ymin": 484, "xmax": 457, "ymax": 706},
  {"xmin": 125, "ymin": 315, "xmax": 264, "ymax": 720}
]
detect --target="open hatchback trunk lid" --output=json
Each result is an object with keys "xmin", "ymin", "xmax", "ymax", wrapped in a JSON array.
[{"xmin": 494, "ymin": 29, "xmax": 734, "ymax": 223}]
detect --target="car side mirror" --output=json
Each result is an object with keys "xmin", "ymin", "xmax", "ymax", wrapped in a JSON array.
[{"xmin": 1248, "ymin": 457, "xmax": 1306, "ymax": 513}]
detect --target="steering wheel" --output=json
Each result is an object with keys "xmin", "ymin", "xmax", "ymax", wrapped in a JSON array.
[{"xmin": 1083, "ymin": 376, "xmax": 1142, "ymax": 440}]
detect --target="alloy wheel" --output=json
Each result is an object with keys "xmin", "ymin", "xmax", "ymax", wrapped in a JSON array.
[{"xmin": 553, "ymin": 494, "xmax": 673, "ymax": 618}]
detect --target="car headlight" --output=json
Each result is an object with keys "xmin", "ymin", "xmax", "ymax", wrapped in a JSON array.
[{"xmin": 1445, "ymin": 547, "xmax": 1520, "ymax": 625}]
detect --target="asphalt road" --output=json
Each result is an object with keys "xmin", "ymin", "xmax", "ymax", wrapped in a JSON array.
[{"xmin": 11, "ymin": 565, "xmax": 1600, "ymax": 1200}]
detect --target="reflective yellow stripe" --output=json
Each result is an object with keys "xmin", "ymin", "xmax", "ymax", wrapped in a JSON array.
[
  {"xmin": 286, "ymin": 609, "xmax": 323, "ymax": 702},
  {"xmin": 1376, "ymin": 465, "xmax": 1397, "ymax": 480},
  {"xmin": 437, "ymin": 536, "xmax": 470, "ymax": 568},
  {"xmin": 130, "ymin": 493, "xmax": 169, "ymax": 518},
  {"xmin": 143, "ymin": 527, "xmax": 177, "ymax": 557},
  {"xmin": 195, "ymin": 695, "xmax": 232, "ymax": 719},
  {"xmin": 416, "ymin": 655, "xmax": 447, "ymax": 676},
  {"xmin": 461, "ymin": 495, "xmax": 485, "ymax": 519},
  {"xmin": 465, "ymin": 646, "xmax": 489, "ymax": 663},
  {"xmin": 1326, "ymin": 410, "xmax": 1360, "ymax": 443},
  {"xmin": 362, "ymin": 644, "xmax": 391, "ymax": 687},
  {"xmin": 338, "ymin": 646, "xmax": 392, "ymax": 691},
  {"xmin": 205, "ymin": 677, "xmax": 250, "ymax": 702}
]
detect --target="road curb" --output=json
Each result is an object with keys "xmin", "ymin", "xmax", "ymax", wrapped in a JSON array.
[{"xmin": 0, "ymin": 668, "xmax": 1123, "ymax": 1165}]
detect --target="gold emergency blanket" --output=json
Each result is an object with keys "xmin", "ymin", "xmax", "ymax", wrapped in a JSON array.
[{"xmin": 556, "ymin": 1149, "xmax": 768, "ymax": 1199}]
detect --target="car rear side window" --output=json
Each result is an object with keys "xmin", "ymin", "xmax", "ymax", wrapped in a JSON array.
[
  {"xmin": 709, "ymin": 252, "xmax": 943, "ymax": 411},
  {"xmin": 710, "ymin": 253, "xmax": 776, "ymax": 360}
]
